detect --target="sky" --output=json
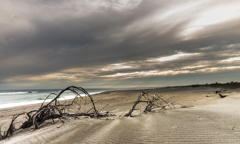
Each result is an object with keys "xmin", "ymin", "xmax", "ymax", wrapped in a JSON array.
[{"xmin": 0, "ymin": 0, "xmax": 240, "ymax": 89}]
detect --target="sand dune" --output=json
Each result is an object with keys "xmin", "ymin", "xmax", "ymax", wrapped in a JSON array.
[{"xmin": 1, "ymin": 87, "xmax": 240, "ymax": 144}]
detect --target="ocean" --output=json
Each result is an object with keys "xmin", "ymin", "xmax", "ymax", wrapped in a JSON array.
[{"xmin": 0, "ymin": 88, "xmax": 112, "ymax": 109}]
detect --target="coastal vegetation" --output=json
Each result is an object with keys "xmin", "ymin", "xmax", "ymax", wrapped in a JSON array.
[{"xmin": 190, "ymin": 81, "xmax": 240, "ymax": 89}]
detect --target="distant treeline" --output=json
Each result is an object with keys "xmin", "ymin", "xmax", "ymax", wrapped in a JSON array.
[{"xmin": 190, "ymin": 81, "xmax": 240, "ymax": 89}]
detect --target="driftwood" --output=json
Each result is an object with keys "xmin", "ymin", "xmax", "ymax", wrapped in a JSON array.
[
  {"xmin": 0, "ymin": 87, "xmax": 176, "ymax": 141},
  {"xmin": 219, "ymin": 94, "xmax": 228, "ymax": 98},
  {"xmin": 125, "ymin": 90, "xmax": 174, "ymax": 117},
  {"xmin": 0, "ymin": 86, "xmax": 110, "ymax": 140}
]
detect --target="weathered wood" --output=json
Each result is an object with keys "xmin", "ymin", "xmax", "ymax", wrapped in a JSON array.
[
  {"xmin": 125, "ymin": 91, "xmax": 174, "ymax": 117},
  {"xmin": 0, "ymin": 86, "xmax": 109, "ymax": 141},
  {"xmin": 125, "ymin": 94, "xmax": 143, "ymax": 117},
  {"xmin": 1, "ymin": 87, "xmax": 175, "ymax": 141}
]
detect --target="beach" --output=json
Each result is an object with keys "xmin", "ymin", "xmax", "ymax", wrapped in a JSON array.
[{"xmin": 1, "ymin": 86, "xmax": 240, "ymax": 144}]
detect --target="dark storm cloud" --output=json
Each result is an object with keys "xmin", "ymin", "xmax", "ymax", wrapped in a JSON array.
[{"xmin": 0, "ymin": 0, "xmax": 240, "ymax": 89}]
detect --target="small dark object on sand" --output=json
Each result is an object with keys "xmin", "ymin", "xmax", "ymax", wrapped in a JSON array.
[
  {"xmin": 219, "ymin": 94, "xmax": 228, "ymax": 98},
  {"xmin": 216, "ymin": 90, "xmax": 221, "ymax": 94}
]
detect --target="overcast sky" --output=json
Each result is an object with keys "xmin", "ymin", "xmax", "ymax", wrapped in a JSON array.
[{"xmin": 0, "ymin": 0, "xmax": 240, "ymax": 89}]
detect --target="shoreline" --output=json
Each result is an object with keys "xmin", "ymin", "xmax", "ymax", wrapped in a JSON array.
[
  {"xmin": 0, "ymin": 85, "xmax": 235, "ymax": 118},
  {"xmin": 1, "ymin": 86, "xmax": 240, "ymax": 143},
  {"xmin": 0, "ymin": 86, "xmax": 164, "ymax": 110},
  {"xmin": 1, "ymin": 83, "xmax": 236, "ymax": 110},
  {"xmin": 0, "ymin": 90, "xmax": 106, "ymax": 109}
]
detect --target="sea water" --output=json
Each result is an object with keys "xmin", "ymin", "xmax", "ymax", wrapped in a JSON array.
[{"xmin": 0, "ymin": 88, "xmax": 111, "ymax": 109}]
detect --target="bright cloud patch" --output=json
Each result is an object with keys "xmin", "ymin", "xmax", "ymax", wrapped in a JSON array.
[
  {"xmin": 102, "ymin": 70, "xmax": 191, "ymax": 78},
  {"xmin": 102, "ymin": 63, "xmax": 133, "ymax": 71},
  {"xmin": 221, "ymin": 57, "xmax": 240, "ymax": 62},
  {"xmin": 181, "ymin": 2, "xmax": 240, "ymax": 37},
  {"xmin": 148, "ymin": 53, "xmax": 199, "ymax": 62},
  {"xmin": 182, "ymin": 65, "xmax": 206, "ymax": 69}
]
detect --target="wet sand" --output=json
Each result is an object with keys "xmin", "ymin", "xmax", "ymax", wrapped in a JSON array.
[{"xmin": 1, "ymin": 86, "xmax": 240, "ymax": 144}]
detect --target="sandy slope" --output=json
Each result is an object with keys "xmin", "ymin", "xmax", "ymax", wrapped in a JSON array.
[{"xmin": 1, "ymin": 87, "xmax": 240, "ymax": 144}]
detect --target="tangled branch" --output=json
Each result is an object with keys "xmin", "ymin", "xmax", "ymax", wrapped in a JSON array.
[
  {"xmin": 0, "ymin": 87, "xmax": 177, "ymax": 141},
  {"xmin": 125, "ymin": 90, "xmax": 175, "ymax": 117},
  {"xmin": 0, "ymin": 86, "xmax": 110, "ymax": 140}
]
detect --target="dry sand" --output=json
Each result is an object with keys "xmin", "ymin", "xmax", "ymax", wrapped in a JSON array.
[{"xmin": 1, "ymin": 86, "xmax": 240, "ymax": 144}]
